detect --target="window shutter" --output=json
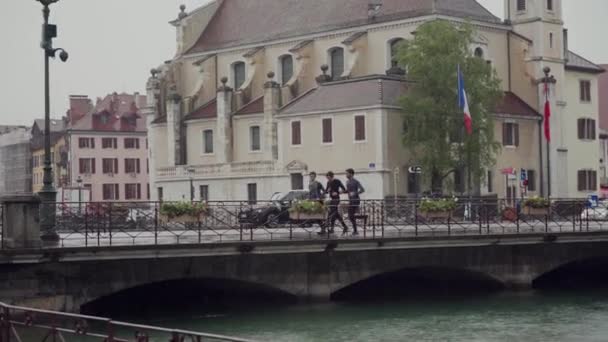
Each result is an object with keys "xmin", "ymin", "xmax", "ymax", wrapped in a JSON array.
[
  {"xmin": 355, "ymin": 116, "xmax": 365, "ymax": 141},
  {"xmin": 578, "ymin": 171, "xmax": 585, "ymax": 191},
  {"xmin": 580, "ymin": 81, "xmax": 585, "ymax": 101},
  {"xmin": 514, "ymin": 124, "xmax": 520, "ymax": 147},
  {"xmin": 578, "ymin": 119, "xmax": 585, "ymax": 139},
  {"xmin": 136, "ymin": 159, "xmax": 141, "ymax": 174},
  {"xmin": 136, "ymin": 139, "xmax": 140, "ymax": 149},
  {"xmin": 502, "ymin": 123, "xmax": 508, "ymax": 145},
  {"xmin": 137, "ymin": 184, "xmax": 141, "ymax": 200},
  {"xmin": 115, "ymin": 184, "xmax": 120, "ymax": 200},
  {"xmin": 91, "ymin": 159, "xmax": 96, "ymax": 174},
  {"xmin": 591, "ymin": 171, "xmax": 598, "ymax": 191},
  {"xmin": 91, "ymin": 138, "xmax": 95, "ymax": 149},
  {"xmin": 291, "ymin": 121, "xmax": 301, "ymax": 145},
  {"xmin": 591, "ymin": 120, "xmax": 597, "ymax": 140},
  {"xmin": 323, "ymin": 119, "xmax": 333, "ymax": 143},
  {"xmin": 114, "ymin": 159, "xmax": 118, "ymax": 173}
]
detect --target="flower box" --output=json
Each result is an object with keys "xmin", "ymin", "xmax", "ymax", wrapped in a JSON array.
[
  {"xmin": 159, "ymin": 214, "xmax": 201, "ymax": 224},
  {"xmin": 289, "ymin": 212, "xmax": 327, "ymax": 221},
  {"xmin": 422, "ymin": 211, "xmax": 452, "ymax": 220},
  {"xmin": 523, "ymin": 206, "xmax": 549, "ymax": 217}
]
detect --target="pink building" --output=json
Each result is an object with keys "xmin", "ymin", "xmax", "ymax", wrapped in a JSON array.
[
  {"xmin": 66, "ymin": 92, "xmax": 149, "ymax": 202},
  {"xmin": 600, "ymin": 64, "xmax": 608, "ymax": 131}
]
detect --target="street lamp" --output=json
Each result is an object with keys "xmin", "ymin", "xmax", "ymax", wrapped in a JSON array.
[
  {"xmin": 186, "ymin": 167, "xmax": 196, "ymax": 202},
  {"xmin": 535, "ymin": 67, "xmax": 556, "ymax": 198},
  {"xmin": 36, "ymin": 0, "xmax": 69, "ymax": 243}
]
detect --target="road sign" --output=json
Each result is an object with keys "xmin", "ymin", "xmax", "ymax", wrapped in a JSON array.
[{"xmin": 408, "ymin": 166, "xmax": 422, "ymax": 174}]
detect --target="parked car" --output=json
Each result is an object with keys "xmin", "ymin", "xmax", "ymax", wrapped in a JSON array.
[
  {"xmin": 238, "ymin": 190, "xmax": 310, "ymax": 227},
  {"xmin": 581, "ymin": 201, "xmax": 608, "ymax": 220}
]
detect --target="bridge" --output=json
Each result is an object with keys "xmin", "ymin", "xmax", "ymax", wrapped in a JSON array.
[{"xmin": 1, "ymin": 196, "xmax": 608, "ymax": 313}]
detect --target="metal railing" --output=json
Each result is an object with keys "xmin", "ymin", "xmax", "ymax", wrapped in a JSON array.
[
  {"xmin": 28, "ymin": 198, "xmax": 607, "ymax": 248},
  {"xmin": 0, "ymin": 301, "xmax": 252, "ymax": 342}
]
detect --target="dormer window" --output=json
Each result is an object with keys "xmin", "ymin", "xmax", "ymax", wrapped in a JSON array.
[
  {"xmin": 517, "ymin": 0, "xmax": 526, "ymax": 11},
  {"xmin": 100, "ymin": 113, "xmax": 110, "ymax": 124},
  {"xmin": 279, "ymin": 55, "xmax": 293, "ymax": 85},
  {"xmin": 232, "ymin": 61, "xmax": 246, "ymax": 90},
  {"xmin": 329, "ymin": 47, "xmax": 344, "ymax": 81}
]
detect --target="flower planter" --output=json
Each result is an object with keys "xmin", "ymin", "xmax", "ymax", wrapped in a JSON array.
[
  {"xmin": 159, "ymin": 214, "xmax": 202, "ymax": 224},
  {"xmin": 421, "ymin": 211, "xmax": 452, "ymax": 220},
  {"xmin": 289, "ymin": 212, "xmax": 327, "ymax": 221},
  {"xmin": 524, "ymin": 206, "xmax": 549, "ymax": 217}
]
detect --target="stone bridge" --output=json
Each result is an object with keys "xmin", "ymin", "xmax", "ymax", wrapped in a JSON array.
[{"xmin": 1, "ymin": 232, "xmax": 608, "ymax": 313}]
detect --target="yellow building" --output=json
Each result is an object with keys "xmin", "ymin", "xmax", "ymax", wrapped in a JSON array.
[{"xmin": 31, "ymin": 119, "xmax": 68, "ymax": 194}]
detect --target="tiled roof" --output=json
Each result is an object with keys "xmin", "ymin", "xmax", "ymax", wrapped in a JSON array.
[
  {"xmin": 185, "ymin": 98, "xmax": 217, "ymax": 120},
  {"xmin": 187, "ymin": 0, "xmax": 500, "ymax": 54},
  {"xmin": 69, "ymin": 93, "xmax": 147, "ymax": 132},
  {"xmin": 566, "ymin": 51, "xmax": 605, "ymax": 74},
  {"xmin": 151, "ymin": 115, "xmax": 167, "ymax": 124},
  {"xmin": 280, "ymin": 75, "xmax": 408, "ymax": 115},
  {"xmin": 495, "ymin": 92, "xmax": 541, "ymax": 118},
  {"xmin": 234, "ymin": 96, "xmax": 264, "ymax": 115},
  {"xmin": 33, "ymin": 119, "xmax": 67, "ymax": 133}
]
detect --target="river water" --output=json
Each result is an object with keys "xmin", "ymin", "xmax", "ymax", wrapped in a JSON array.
[{"xmin": 128, "ymin": 290, "xmax": 608, "ymax": 342}]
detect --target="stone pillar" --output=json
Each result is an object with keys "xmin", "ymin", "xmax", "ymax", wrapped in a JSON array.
[
  {"xmin": 166, "ymin": 85, "xmax": 182, "ymax": 167},
  {"xmin": 144, "ymin": 70, "xmax": 161, "ymax": 201},
  {"xmin": 1, "ymin": 195, "xmax": 42, "ymax": 249},
  {"xmin": 217, "ymin": 77, "xmax": 234, "ymax": 164},
  {"xmin": 263, "ymin": 72, "xmax": 280, "ymax": 160}
]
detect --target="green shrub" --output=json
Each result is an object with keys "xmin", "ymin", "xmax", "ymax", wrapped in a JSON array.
[
  {"xmin": 160, "ymin": 202, "xmax": 208, "ymax": 218},
  {"xmin": 523, "ymin": 196, "xmax": 550, "ymax": 208},
  {"xmin": 289, "ymin": 200, "xmax": 326, "ymax": 215},
  {"xmin": 419, "ymin": 197, "xmax": 458, "ymax": 213}
]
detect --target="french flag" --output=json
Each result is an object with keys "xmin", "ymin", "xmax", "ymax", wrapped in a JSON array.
[{"xmin": 458, "ymin": 65, "xmax": 473, "ymax": 135}]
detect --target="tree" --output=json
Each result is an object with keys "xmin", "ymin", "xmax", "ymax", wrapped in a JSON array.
[{"xmin": 396, "ymin": 20, "xmax": 502, "ymax": 194}]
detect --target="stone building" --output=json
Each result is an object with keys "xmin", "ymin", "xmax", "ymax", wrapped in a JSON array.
[
  {"xmin": 145, "ymin": 0, "xmax": 604, "ymax": 201},
  {"xmin": 0, "ymin": 126, "xmax": 32, "ymax": 195}
]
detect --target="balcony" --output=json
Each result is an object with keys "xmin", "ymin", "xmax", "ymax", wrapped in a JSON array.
[{"xmin": 156, "ymin": 161, "xmax": 279, "ymax": 180}]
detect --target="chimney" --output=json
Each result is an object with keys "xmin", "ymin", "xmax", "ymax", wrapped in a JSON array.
[
  {"xmin": 563, "ymin": 29, "xmax": 569, "ymax": 63},
  {"xmin": 68, "ymin": 95, "xmax": 92, "ymax": 124},
  {"xmin": 263, "ymin": 72, "xmax": 280, "ymax": 160},
  {"xmin": 216, "ymin": 77, "xmax": 234, "ymax": 164}
]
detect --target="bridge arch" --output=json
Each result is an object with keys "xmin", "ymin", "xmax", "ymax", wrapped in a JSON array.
[
  {"xmin": 532, "ymin": 257, "xmax": 608, "ymax": 290},
  {"xmin": 331, "ymin": 266, "xmax": 505, "ymax": 301}
]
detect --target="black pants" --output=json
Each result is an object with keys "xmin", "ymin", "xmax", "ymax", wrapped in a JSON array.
[
  {"xmin": 327, "ymin": 199, "xmax": 347, "ymax": 232},
  {"xmin": 348, "ymin": 199, "xmax": 360, "ymax": 233}
]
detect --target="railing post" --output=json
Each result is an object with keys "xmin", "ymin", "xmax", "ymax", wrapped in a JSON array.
[
  {"xmin": 478, "ymin": 200, "xmax": 483, "ymax": 235},
  {"xmin": 572, "ymin": 201, "xmax": 577, "ymax": 233},
  {"xmin": 108, "ymin": 203, "xmax": 113, "ymax": 246},
  {"xmin": 84, "ymin": 205, "xmax": 88, "ymax": 247},
  {"xmin": 381, "ymin": 201, "xmax": 385, "ymax": 238},
  {"xmin": 414, "ymin": 200, "xmax": 418, "ymax": 237},
  {"xmin": 154, "ymin": 204, "xmax": 159, "ymax": 246}
]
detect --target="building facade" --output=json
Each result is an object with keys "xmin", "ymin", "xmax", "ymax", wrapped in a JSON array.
[
  {"xmin": 66, "ymin": 93, "xmax": 150, "ymax": 202},
  {"xmin": 146, "ymin": 0, "xmax": 604, "ymax": 201},
  {"xmin": 31, "ymin": 119, "xmax": 68, "ymax": 194},
  {"xmin": 0, "ymin": 126, "xmax": 32, "ymax": 195}
]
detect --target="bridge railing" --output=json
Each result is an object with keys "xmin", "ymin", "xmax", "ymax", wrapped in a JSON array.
[
  {"xmin": 0, "ymin": 301, "xmax": 253, "ymax": 342},
  {"xmin": 22, "ymin": 198, "xmax": 608, "ymax": 248}
]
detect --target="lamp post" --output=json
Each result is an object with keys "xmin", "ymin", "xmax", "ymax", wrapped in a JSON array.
[
  {"xmin": 187, "ymin": 167, "xmax": 196, "ymax": 202},
  {"xmin": 535, "ymin": 67, "xmax": 556, "ymax": 198},
  {"xmin": 36, "ymin": 0, "xmax": 69, "ymax": 243},
  {"xmin": 76, "ymin": 176, "xmax": 82, "ymax": 214}
]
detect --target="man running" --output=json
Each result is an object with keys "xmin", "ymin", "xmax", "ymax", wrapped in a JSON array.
[
  {"xmin": 345, "ymin": 168, "xmax": 365, "ymax": 235},
  {"xmin": 308, "ymin": 172, "xmax": 327, "ymax": 235},
  {"xmin": 325, "ymin": 171, "xmax": 348, "ymax": 234}
]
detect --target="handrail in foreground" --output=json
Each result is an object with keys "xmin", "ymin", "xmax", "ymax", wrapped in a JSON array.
[{"xmin": 0, "ymin": 301, "xmax": 253, "ymax": 342}]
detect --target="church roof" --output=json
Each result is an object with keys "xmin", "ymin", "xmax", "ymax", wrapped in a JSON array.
[
  {"xmin": 566, "ymin": 51, "xmax": 605, "ymax": 74},
  {"xmin": 234, "ymin": 96, "xmax": 265, "ymax": 115},
  {"xmin": 184, "ymin": 98, "xmax": 217, "ymax": 120},
  {"xmin": 280, "ymin": 75, "xmax": 408, "ymax": 115},
  {"xmin": 186, "ymin": 0, "xmax": 500, "ymax": 54},
  {"xmin": 495, "ymin": 92, "xmax": 541, "ymax": 118}
]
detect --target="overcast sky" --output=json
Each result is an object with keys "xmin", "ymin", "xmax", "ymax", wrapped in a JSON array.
[{"xmin": 1, "ymin": 0, "xmax": 606, "ymax": 126}]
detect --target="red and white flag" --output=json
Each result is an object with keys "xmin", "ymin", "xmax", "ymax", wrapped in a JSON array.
[
  {"xmin": 458, "ymin": 65, "xmax": 473, "ymax": 135},
  {"xmin": 544, "ymin": 82, "xmax": 551, "ymax": 142}
]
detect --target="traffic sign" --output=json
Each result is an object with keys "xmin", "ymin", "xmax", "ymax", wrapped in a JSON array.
[{"xmin": 408, "ymin": 166, "xmax": 422, "ymax": 174}]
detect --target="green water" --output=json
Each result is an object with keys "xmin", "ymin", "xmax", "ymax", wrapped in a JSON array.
[{"xmin": 133, "ymin": 291, "xmax": 608, "ymax": 342}]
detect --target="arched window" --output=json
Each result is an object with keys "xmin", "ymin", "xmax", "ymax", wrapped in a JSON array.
[
  {"xmin": 329, "ymin": 47, "xmax": 344, "ymax": 81},
  {"xmin": 232, "ymin": 61, "xmax": 246, "ymax": 89},
  {"xmin": 390, "ymin": 38, "xmax": 405, "ymax": 68},
  {"xmin": 279, "ymin": 55, "xmax": 293, "ymax": 85},
  {"xmin": 474, "ymin": 47, "xmax": 484, "ymax": 59}
]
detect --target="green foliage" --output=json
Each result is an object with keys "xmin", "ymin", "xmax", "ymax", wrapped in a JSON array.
[
  {"xmin": 289, "ymin": 200, "xmax": 326, "ymax": 215},
  {"xmin": 396, "ymin": 20, "xmax": 503, "ymax": 191},
  {"xmin": 523, "ymin": 196, "xmax": 551, "ymax": 208},
  {"xmin": 160, "ymin": 201, "xmax": 208, "ymax": 218},
  {"xmin": 419, "ymin": 197, "xmax": 458, "ymax": 213}
]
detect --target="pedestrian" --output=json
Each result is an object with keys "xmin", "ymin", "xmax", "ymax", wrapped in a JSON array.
[
  {"xmin": 308, "ymin": 172, "xmax": 327, "ymax": 235},
  {"xmin": 345, "ymin": 168, "xmax": 365, "ymax": 235},
  {"xmin": 325, "ymin": 171, "xmax": 348, "ymax": 234}
]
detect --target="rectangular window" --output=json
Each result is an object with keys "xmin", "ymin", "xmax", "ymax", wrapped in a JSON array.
[
  {"xmin": 102, "ymin": 158, "xmax": 118, "ymax": 174},
  {"xmin": 203, "ymin": 130, "xmax": 214, "ymax": 154},
  {"xmin": 124, "ymin": 138, "xmax": 140, "ymax": 149},
  {"xmin": 578, "ymin": 118, "xmax": 596, "ymax": 140},
  {"xmin": 354, "ymin": 115, "xmax": 366, "ymax": 141},
  {"xmin": 78, "ymin": 137, "xmax": 95, "ymax": 149},
  {"xmin": 578, "ymin": 170, "xmax": 598, "ymax": 192},
  {"xmin": 125, "ymin": 158, "xmax": 141, "ymax": 174},
  {"xmin": 250, "ymin": 126, "xmax": 261, "ymax": 151},
  {"xmin": 102, "ymin": 184, "xmax": 120, "ymax": 200},
  {"xmin": 102, "ymin": 138, "xmax": 117, "ymax": 149},
  {"xmin": 291, "ymin": 121, "xmax": 301, "ymax": 146},
  {"xmin": 517, "ymin": 0, "xmax": 526, "ymax": 11},
  {"xmin": 322, "ymin": 118, "xmax": 333, "ymax": 144},
  {"xmin": 527, "ymin": 170, "xmax": 537, "ymax": 192},
  {"xmin": 247, "ymin": 183, "xmax": 257, "ymax": 205},
  {"xmin": 487, "ymin": 170, "xmax": 494, "ymax": 193},
  {"xmin": 125, "ymin": 183, "xmax": 141, "ymax": 200},
  {"xmin": 580, "ymin": 80, "xmax": 592, "ymax": 102},
  {"xmin": 502, "ymin": 122, "xmax": 520, "ymax": 147},
  {"xmin": 79, "ymin": 158, "xmax": 96, "ymax": 174},
  {"xmin": 547, "ymin": 0, "xmax": 553, "ymax": 10},
  {"xmin": 291, "ymin": 173, "xmax": 304, "ymax": 190},
  {"xmin": 199, "ymin": 185, "xmax": 209, "ymax": 202},
  {"xmin": 158, "ymin": 187, "xmax": 164, "ymax": 202}
]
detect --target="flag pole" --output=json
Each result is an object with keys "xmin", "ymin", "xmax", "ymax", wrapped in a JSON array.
[{"xmin": 543, "ymin": 67, "xmax": 552, "ymax": 199}]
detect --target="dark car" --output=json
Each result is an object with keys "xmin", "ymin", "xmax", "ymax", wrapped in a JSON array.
[{"xmin": 238, "ymin": 190, "xmax": 310, "ymax": 227}]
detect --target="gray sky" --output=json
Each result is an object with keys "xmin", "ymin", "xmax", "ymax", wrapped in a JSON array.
[{"xmin": 1, "ymin": 0, "xmax": 607, "ymax": 126}]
